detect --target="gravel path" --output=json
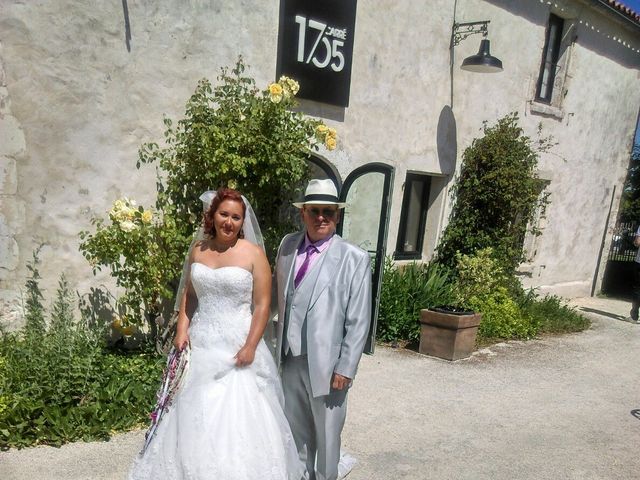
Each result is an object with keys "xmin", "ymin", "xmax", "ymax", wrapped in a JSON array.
[{"xmin": 1, "ymin": 296, "xmax": 639, "ymax": 480}]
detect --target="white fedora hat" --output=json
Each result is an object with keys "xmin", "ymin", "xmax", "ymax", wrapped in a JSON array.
[{"xmin": 293, "ymin": 179, "xmax": 347, "ymax": 208}]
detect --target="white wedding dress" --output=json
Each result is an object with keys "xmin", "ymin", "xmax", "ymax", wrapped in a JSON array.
[{"xmin": 128, "ymin": 263, "xmax": 304, "ymax": 480}]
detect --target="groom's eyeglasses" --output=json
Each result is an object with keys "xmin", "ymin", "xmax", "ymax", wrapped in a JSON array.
[{"xmin": 306, "ymin": 207, "xmax": 338, "ymax": 219}]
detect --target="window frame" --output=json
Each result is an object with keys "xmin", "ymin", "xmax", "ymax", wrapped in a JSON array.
[
  {"xmin": 535, "ymin": 13, "xmax": 565, "ymax": 104},
  {"xmin": 394, "ymin": 173, "xmax": 431, "ymax": 260}
]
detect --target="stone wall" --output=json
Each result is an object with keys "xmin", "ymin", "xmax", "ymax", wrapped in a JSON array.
[
  {"xmin": 450, "ymin": 0, "xmax": 640, "ymax": 297},
  {"xmin": 0, "ymin": 0, "xmax": 639, "ymax": 324},
  {"xmin": 0, "ymin": 45, "xmax": 26, "ymax": 325}
]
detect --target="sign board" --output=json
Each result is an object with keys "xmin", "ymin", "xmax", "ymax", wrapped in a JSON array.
[{"xmin": 276, "ymin": 0, "xmax": 357, "ymax": 107}]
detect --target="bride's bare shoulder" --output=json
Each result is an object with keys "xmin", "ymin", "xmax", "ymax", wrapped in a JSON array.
[
  {"xmin": 237, "ymin": 238, "xmax": 260, "ymax": 253},
  {"xmin": 190, "ymin": 239, "xmax": 211, "ymax": 259},
  {"xmin": 236, "ymin": 239, "xmax": 266, "ymax": 260},
  {"xmin": 193, "ymin": 239, "xmax": 211, "ymax": 251}
]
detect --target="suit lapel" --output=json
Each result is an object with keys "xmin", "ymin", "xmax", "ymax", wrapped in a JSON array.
[
  {"xmin": 280, "ymin": 232, "xmax": 304, "ymax": 295},
  {"xmin": 309, "ymin": 235, "xmax": 343, "ymax": 307}
]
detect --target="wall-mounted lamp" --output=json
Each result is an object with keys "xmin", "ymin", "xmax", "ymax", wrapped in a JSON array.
[{"xmin": 452, "ymin": 21, "xmax": 503, "ymax": 73}]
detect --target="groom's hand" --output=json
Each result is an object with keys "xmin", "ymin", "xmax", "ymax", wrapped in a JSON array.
[{"xmin": 331, "ymin": 373, "xmax": 351, "ymax": 390}]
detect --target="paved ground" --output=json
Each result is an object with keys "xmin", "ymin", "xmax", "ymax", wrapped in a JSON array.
[{"xmin": 1, "ymin": 296, "xmax": 639, "ymax": 480}]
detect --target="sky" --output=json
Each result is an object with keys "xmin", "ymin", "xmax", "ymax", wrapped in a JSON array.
[{"xmin": 618, "ymin": 0, "xmax": 640, "ymax": 13}]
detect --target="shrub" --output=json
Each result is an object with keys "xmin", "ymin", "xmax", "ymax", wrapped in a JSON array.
[
  {"xmin": 80, "ymin": 58, "xmax": 334, "ymax": 328},
  {"xmin": 453, "ymin": 247, "xmax": 508, "ymax": 307},
  {"xmin": 377, "ymin": 258, "xmax": 455, "ymax": 343},
  {"xmin": 471, "ymin": 287, "xmax": 539, "ymax": 341},
  {"xmin": 436, "ymin": 113, "xmax": 551, "ymax": 275},
  {"xmin": 519, "ymin": 293, "xmax": 590, "ymax": 334},
  {"xmin": 454, "ymin": 249, "xmax": 539, "ymax": 341},
  {"xmin": 0, "ymin": 256, "xmax": 163, "ymax": 449},
  {"xmin": 23, "ymin": 248, "xmax": 46, "ymax": 337},
  {"xmin": 79, "ymin": 197, "xmax": 184, "ymax": 327},
  {"xmin": 137, "ymin": 57, "xmax": 333, "ymax": 263}
]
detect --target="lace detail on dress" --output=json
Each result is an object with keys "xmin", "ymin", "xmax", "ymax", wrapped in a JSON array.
[{"xmin": 188, "ymin": 264, "xmax": 253, "ymax": 350}]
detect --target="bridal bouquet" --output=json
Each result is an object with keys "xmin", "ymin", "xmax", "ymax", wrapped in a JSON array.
[{"xmin": 141, "ymin": 344, "xmax": 191, "ymax": 454}]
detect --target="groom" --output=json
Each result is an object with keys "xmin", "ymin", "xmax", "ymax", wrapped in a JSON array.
[{"xmin": 274, "ymin": 179, "xmax": 372, "ymax": 480}]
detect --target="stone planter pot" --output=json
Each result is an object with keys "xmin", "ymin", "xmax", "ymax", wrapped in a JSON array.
[{"xmin": 419, "ymin": 308, "xmax": 482, "ymax": 361}]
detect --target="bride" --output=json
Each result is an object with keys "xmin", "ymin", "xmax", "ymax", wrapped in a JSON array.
[{"xmin": 128, "ymin": 187, "xmax": 304, "ymax": 480}]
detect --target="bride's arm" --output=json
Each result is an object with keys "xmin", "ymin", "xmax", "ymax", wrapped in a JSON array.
[
  {"xmin": 174, "ymin": 246, "xmax": 199, "ymax": 350},
  {"xmin": 235, "ymin": 245, "xmax": 272, "ymax": 367}
]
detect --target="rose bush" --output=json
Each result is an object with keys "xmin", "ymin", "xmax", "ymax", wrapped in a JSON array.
[{"xmin": 80, "ymin": 58, "xmax": 337, "ymax": 330}]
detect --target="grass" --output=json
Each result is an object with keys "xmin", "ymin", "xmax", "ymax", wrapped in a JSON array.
[{"xmin": 523, "ymin": 295, "xmax": 591, "ymax": 334}]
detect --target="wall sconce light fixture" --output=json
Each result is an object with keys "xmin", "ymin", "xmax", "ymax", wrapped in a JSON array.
[{"xmin": 452, "ymin": 20, "xmax": 503, "ymax": 73}]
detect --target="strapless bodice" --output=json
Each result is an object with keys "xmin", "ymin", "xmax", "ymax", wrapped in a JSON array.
[{"xmin": 188, "ymin": 263, "xmax": 253, "ymax": 349}]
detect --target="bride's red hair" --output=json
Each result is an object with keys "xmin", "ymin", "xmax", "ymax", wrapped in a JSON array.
[{"xmin": 203, "ymin": 188, "xmax": 246, "ymax": 238}]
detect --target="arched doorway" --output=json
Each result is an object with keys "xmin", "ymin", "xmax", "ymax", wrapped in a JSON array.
[
  {"xmin": 308, "ymin": 153, "xmax": 342, "ymax": 188},
  {"xmin": 337, "ymin": 163, "xmax": 394, "ymax": 353},
  {"xmin": 290, "ymin": 156, "xmax": 394, "ymax": 354}
]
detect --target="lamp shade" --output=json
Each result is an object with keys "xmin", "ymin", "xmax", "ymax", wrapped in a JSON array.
[{"xmin": 461, "ymin": 39, "xmax": 503, "ymax": 73}]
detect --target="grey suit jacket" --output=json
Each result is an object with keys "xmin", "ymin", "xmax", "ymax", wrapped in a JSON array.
[{"xmin": 274, "ymin": 232, "xmax": 372, "ymax": 397}]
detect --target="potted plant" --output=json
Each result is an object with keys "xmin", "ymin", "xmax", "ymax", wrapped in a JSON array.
[{"xmin": 419, "ymin": 305, "xmax": 482, "ymax": 361}]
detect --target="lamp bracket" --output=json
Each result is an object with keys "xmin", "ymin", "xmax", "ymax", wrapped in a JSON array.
[{"xmin": 452, "ymin": 20, "xmax": 490, "ymax": 46}]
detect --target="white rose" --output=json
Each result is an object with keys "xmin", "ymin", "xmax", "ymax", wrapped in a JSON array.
[{"xmin": 119, "ymin": 220, "xmax": 138, "ymax": 232}]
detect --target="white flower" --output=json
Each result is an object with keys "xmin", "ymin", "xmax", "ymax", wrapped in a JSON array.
[
  {"xmin": 119, "ymin": 220, "xmax": 138, "ymax": 232},
  {"xmin": 109, "ymin": 198, "xmax": 137, "ymax": 222},
  {"xmin": 279, "ymin": 76, "xmax": 300, "ymax": 97}
]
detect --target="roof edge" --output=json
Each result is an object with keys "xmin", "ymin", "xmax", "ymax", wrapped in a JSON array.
[{"xmin": 594, "ymin": 1, "xmax": 640, "ymax": 28}]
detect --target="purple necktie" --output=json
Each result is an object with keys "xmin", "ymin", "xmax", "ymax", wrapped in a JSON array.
[{"xmin": 294, "ymin": 244, "xmax": 318, "ymax": 288}]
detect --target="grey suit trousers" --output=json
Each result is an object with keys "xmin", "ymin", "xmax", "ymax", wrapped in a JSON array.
[{"xmin": 282, "ymin": 354, "xmax": 348, "ymax": 480}]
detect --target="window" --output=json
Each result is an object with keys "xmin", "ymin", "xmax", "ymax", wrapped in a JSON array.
[
  {"xmin": 394, "ymin": 173, "xmax": 431, "ymax": 260},
  {"xmin": 533, "ymin": 12, "xmax": 576, "ymax": 118},
  {"xmin": 536, "ymin": 14, "xmax": 565, "ymax": 103}
]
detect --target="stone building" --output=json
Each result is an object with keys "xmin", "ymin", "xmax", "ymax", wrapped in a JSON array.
[{"xmin": 1, "ymin": 0, "xmax": 639, "ymax": 325}]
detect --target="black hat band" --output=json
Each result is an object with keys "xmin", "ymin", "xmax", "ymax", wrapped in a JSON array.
[{"xmin": 304, "ymin": 193, "xmax": 340, "ymax": 202}]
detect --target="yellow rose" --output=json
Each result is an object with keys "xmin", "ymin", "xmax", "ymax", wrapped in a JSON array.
[
  {"xmin": 141, "ymin": 210, "xmax": 153, "ymax": 224},
  {"xmin": 325, "ymin": 137, "xmax": 337, "ymax": 151},
  {"xmin": 124, "ymin": 207, "xmax": 137, "ymax": 220},
  {"xmin": 111, "ymin": 317, "xmax": 123, "ymax": 330},
  {"xmin": 268, "ymin": 83, "xmax": 283, "ymax": 96},
  {"xmin": 316, "ymin": 124, "xmax": 329, "ymax": 135},
  {"xmin": 326, "ymin": 127, "xmax": 337, "ymax": 139},
  {"xmin": 228, "ymin": 179, "xmax": 237, "ymax": 189},
  {"xmin": 268, "ymin": 82, "xmax": 284, "ymax": 103}
]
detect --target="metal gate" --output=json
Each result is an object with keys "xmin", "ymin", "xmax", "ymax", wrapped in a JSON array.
[
  {"xmin": 607, "ymin": 222, "xmax": 637, "ymax": 261},
  {"xmin": 601, "ymin": 221, "xmax": 638, "ymax": 296}
]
